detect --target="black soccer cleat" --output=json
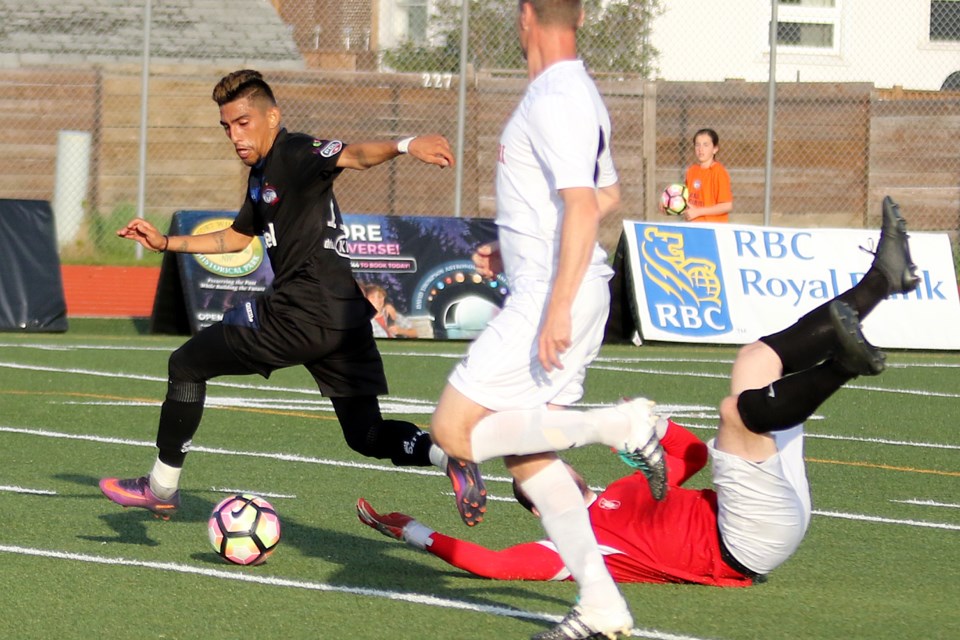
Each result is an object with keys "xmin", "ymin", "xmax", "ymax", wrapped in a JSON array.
[
  {"xmin": 530, "ymin": 605, "xmax": 633, "ymax": 640},
  {"xmin": 829, "ymin": 300, "xmax": 886, "ymax": 376},
  {"xmin": 865, "ymin": 196, "xmax": 920, "ymax": 295},
  {"xmin": 446, "ymin": 457, "xmax": 487, "ymax": 526}
]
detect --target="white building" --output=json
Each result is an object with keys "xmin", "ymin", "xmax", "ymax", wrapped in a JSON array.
[{"xmin": 650, "ymin": 0, "xmax": 960, "ymax": 91}]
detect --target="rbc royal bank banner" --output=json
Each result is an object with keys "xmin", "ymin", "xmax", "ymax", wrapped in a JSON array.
[
  {"xmin": 152, "ymin": 210, "xmax": 506, "ymax": 339},
  {"xmin": 620, "ymin": 220, "xmax": 960, "ymax": 350}
]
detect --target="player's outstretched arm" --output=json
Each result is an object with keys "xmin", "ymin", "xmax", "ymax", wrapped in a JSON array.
[
  {"xmin": 337, "ymin": 134, "xmax": 453, "ymax": 170},
  {"xmin": 406, "ymin": 134, "xmax": 454, "ymax": 168},
  {"xmin": 659, "ymin": 419, "xmax": 708, "ymax": 487},
  {"xmin": 116, "ymin": 218, "xmax": 253, "ymax": 254},
  {"xmin": 357, "ymin": 498, "xmax": 569, "ymax": 581},
  {"xmin": 116, "ymin": 218, "xmax": 169, "ymax": 253}
]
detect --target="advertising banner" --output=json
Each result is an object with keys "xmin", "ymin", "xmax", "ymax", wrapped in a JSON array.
[
  {"xmin": 344, "ymin": 213, "xmax": 507, "ymax": 339},
  {"xmin": 151, "ymin": 210, "xmax": 274, "ymax": 335},
  {"xmin": 0, "ymin": 199, "xmax": 67, "ymax": 332},
  {"xmin": 620, "ymin": 220, "xmax": 960, "ymax": 350},
  {"xmin": 152, "ymin": 210, "xmax": 506, "ymax": 339}
]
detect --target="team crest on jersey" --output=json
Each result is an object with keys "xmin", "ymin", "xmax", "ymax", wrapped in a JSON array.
[
  {"xmin": 261, "ymin": 186, "xmax": 279, "ymax": 205},
  {"xmin": 597, "ymin": 497, "xmax": 621, "ymax": 510},
  {"xmin": 693, "ymin": 179, "xmax": 702, "ymax": 189},
  {"xmin": 317, "ymin": 140, "xmax": 343, "ymax": 157}
]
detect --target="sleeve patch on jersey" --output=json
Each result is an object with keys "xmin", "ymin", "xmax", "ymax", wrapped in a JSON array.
[{"xmin": 317, "ymin": 140, "xmax": 343, "ymax": 157}]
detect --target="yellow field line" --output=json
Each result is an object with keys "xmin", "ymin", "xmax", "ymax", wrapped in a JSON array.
[
  {"xmin": 3, "ymin": 389, "xmax": 152, "ymax": 402},
  {"xmin": 806, "ymin": 457, "xmax": 960, "ymax": 478},
  {"xmin": 0, "ymin": 389, "xmax": 340, "ymax": 422}
]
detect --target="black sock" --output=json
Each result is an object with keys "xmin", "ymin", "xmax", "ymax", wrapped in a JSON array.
[
  {"xmin": 155, "ymin": 381, "xmax": 205, "ymax": 467},
  {"xmin": 331, "ymin": 395, "xmax": 433, "ymax": 467},
  {"xmin": 761, "ymin": 269, "xmax": 889, "ymax": 374},
  {"xmin": 843, "ymin": 267, "xmax": 889, "ymax": 319},
  {"xmin": 381, "ymin": 419, "xmax": 434, "ymax": 467},
  {"xmin": 737, "ymin": 360, "xmax": 855, "ymax": 433},
  {"xmin": 156, "ymin": 400, "xmax": 204, "ymax": 467}
]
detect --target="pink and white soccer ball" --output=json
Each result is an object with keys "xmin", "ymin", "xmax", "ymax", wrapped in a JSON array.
[
  {"xmin": 208, "ymin": 494, "xmax": 281, "ymax": 566},
  {"xmin": 661, "ymin": 183, "xmax": 689, "ymax": 215}
]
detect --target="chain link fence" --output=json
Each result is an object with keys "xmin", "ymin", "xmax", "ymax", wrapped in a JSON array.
[{"xmin": 0, "ymin": 0, "xmax": 958, "ymax": 269}]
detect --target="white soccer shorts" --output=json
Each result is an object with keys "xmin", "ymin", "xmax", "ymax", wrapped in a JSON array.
[
  {"xmin": 707, "ymin": 425, "xmax": 813, "ymax": 575},
  {"xmin": 448, "ymin": 279, "xmax": 609, "ymax": 411}
]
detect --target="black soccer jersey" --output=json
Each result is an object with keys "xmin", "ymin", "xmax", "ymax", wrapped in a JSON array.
[{"xmin": 232, "ymin": 129, "xmax": 373, "ymax": 329}]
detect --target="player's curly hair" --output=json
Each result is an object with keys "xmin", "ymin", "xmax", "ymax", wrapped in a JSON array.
[{"xmin": 211, "ymin": 69, "xmax": 277, "ymax": 107}]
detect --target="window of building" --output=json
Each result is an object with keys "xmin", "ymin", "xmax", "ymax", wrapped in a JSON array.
[
  {"xmin": 770, "ymin": 0, "xmax": 840, "ymax": 52},
  {"xmin": 930, "ymin": 0, "xmax": 960, "ymax": 41},
  {"xmin": 400, "ymin": 0, "xmax": 428, "ymax": 43}
]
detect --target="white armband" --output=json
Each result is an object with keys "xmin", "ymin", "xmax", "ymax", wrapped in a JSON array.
[{"xmin": 397, "ymin": 136, "xmax": 416, "ymax": 154}]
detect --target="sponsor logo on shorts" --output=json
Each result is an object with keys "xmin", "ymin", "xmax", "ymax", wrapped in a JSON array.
[{"xmin": 634, "ymin": 224, "xmax": 731, "ymax": 337}]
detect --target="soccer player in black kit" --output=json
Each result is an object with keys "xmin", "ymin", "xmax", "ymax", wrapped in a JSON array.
[{"xmin": 100, "ymin": 69, "xmax": 483, "ymax": 519}]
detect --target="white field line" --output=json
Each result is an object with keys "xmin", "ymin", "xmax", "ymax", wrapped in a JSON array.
[
  {"xmin": 57, "ymin": 396, "xmax": 434, "ymax": 415},
  {"xmin": 670, "ymin": 422, "xmax": 960, "ymax": 451},
  {"xmin": 812, "ymin": 510, "xmax": 960, "ymax": 531},
  {"xmin": 210, "ymin": 487, "xmax": 297, "ymax": 499},
  {"xmin": 5, "ymin": 358, "xmax": 958, "ymax": 450},
  {"xmin": 590, "ymin": 363, "xmax": 960, "ymax": 398},
  {"xmin": 0, "ymin": 424, "xmax": 509, "ymax": 484},
  {"xmin": 0, "ymin": 544, "xmax": 710, "ymax": 640},
  {"xmin": 5, "ymin": 340, "xmax": 960, "ymax": 370},
  {"xmin": 0, "ymin": 360, "xmax": 433, "ymax": 403},
  {"xmin": 0, "ymin": 485, "xmax": 57, "ymax": 495},
  {"xmin": 2, "ymin": 424, "xmax": 957, "ymax": 533},
  {"xmin": 3, "ymin": 356, "xmax": 960, "ymax": 401},
  {"xmin": 891, "ymin": 499, "xmax": 960, "ymax": 509}
]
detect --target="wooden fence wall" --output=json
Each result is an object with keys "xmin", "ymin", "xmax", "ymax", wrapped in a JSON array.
[{"xmin": 0, "ymin": 66, "xmax": 957, "ymax": 258}]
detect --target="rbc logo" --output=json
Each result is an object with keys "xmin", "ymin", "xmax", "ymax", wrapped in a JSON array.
[{"xmin": 635, "ymin": 225, "xmax": 731, "ymax": 336}]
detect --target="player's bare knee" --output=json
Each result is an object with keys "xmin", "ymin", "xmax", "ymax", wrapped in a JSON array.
[
  {"xmin": 730, "ymin": 341, "xmax": 782, "ymax": 395},
  {"xmin": 718, "ymin": 395, "xmax": 746, "ymax": 433}
]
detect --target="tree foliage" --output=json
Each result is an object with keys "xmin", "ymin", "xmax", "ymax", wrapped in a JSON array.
[{"xmin": 382, "ymin": 0, "xmax": 662, "ymax": 77}]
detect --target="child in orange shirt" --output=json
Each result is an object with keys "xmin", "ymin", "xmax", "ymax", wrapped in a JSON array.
[{"xmin": 683, "ymin": 128, "xmax": 732, "ymax": 223}]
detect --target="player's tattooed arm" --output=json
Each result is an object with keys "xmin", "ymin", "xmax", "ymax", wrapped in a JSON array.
[{"xmin": 117, "ymin": 217, "xmax": 252, "ymax": 254}]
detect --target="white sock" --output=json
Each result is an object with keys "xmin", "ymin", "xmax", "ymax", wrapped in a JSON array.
[
  {"xmin": 428, "ymin": 444, "xmax": 448, "ymax": 469},
  {"xmin": 149, "ymin": 459, "xmax": 181, "ymax": 499},
  {"xmin": 520, "ymin": 460, "xmax": 624, "ymax": 611},
  {"xmin": 469, "ymin": 406, "xmax": 632, "ymax": 463},
  {"xmin": 402, "ymin": 521, "xmax": 436, "ymax": 550}
]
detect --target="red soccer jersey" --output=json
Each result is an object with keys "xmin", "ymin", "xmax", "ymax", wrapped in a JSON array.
[
  {"xmin": 425, "ymin": 422, "xmax": 753, "ymax": 587},
  {"xmin": 587, "ymin": 475, "xmax": 749, "ymax": 586}
]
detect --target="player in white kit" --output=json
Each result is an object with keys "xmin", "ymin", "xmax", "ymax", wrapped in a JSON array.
[{"xmin": 431, "ymin": 2, "xmax": 665, "ymax": 638}]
